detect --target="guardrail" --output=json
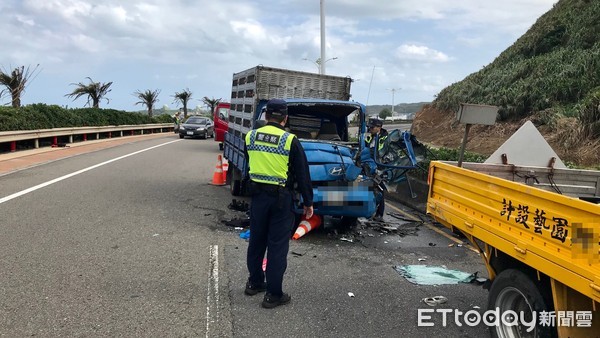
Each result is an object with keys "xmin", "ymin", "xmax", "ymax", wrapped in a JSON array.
[{"xmin": 0, "ymin": 124, "xmax": 174, "ymax": 152}]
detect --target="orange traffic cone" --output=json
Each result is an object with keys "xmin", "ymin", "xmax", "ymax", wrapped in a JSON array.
[
  {"xmin": 292, "ymin": 215, "xmax": 322, "ymax": 240},
  {"xmin": 209, "ymin": 155, "xmax": 226, "ymax": 186},
  {"xmin": 222, "ymin": 158, "xmax": 229, "ymax": 183}
]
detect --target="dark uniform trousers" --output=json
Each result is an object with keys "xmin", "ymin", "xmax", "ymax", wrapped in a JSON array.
[
  {"xmin": 376, "ymin": 188, "xmax": 385, "ymax": 217},
  {"xmin": 247, "ymin": 184, "xmax": 294, "ymax": 297}
]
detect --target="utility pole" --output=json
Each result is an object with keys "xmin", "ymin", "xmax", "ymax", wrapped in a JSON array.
[
  {"xmin": 387, "ymin": 88, "xmax": 401, "ymax": 115},
  {"xmin": 320, "ymin": 0, "xmax": 326, "ymax": 75}
]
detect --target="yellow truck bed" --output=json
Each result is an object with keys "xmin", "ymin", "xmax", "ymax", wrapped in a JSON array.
[{"xmin": 426, "ymin": 161, "xmax": 600, "ymax": 337}]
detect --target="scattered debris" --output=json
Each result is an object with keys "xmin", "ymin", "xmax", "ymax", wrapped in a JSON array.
[
  {"xmin": 228, "ymin": 199, "xmax": 249, "ymax": 212},
  {"xmin": 448, "ymin": 244, "xmax": 455, "ymax": 247},
  {"xmin": 471, "ymin": 275, "xmax": 488, "ymax": 285},
  {"xmin": 291, "ymin": 251, "xmax": 304, "ymax": 257},
  {"xmin": 348, "ymin": 292, "xmax": 355, "ymax": 298},
  {"xmin": 473, "ymin": 305, "xmax": 481, "ymax": 309},
  {"xmin": 221, "ymin": 218, "xmax": 250, "ymax": 228},
  {"xmin": 152, "ymin": 234, "xmax": 159, "ymax": 237},
  {"xmin": 340, "ymin": 237, "xmax": 354, "ymax": 243},
  {"xmin": 422, "ymin": 296, "xmax": 448, "ymax": 306},
  {"xmin": 418, "ymin": 258, "xmax": 427, "ymax": 261},
  {"xmin": 387, "ymin": 212, "xmax": 417, "ymax": 222},
  {"xmin": 428, "ymin": 242, "xmax": 436, "ymax": 246},
  {"xmin": 393, "ymin": 265, "xmax": 477, "ymax": 285},
  {"xmin": 239, "ymin": 229, "xmax": 250, "ymax": 240},
  {"xmin": 234, "ymin": 227, "xmax": 244, "ymax": 231},
  {"xmin": 362, "ymin": 218, "xmax": 422, "ymax": 237}
]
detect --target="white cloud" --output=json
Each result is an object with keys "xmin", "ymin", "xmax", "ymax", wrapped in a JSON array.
[
  {"xmin": 395, "ymin": 45, "xmax": 450, "ymax": 62},
  {"xmin": 15, "ymin": 14, "xmax": 35, "ymax": 26},
  {"xmin": 0, "ymin": 0, "xmax": 558, "ymax": 108}
]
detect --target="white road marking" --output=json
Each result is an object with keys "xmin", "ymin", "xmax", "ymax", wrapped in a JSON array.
[
  {"xmin": 206, "ymin": 244, "xmax": 219, "ymax": 338},
  {"xmin": 0, "ymin": 139, "xmax": 181, "ymax": 205}
]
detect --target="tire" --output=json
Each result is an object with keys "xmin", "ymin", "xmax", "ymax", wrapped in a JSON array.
[
  {"xmin": 487, "ymin": 269, "xmax": 555, "ymax": 338},
  {"xmin": 339, "ymin": 216, "xmax": 358, "ymax": 228},
  {"xmin": 179, "ymin": 134, "xmax": 184, "ymax": 139},
  {"xmin": 230, "ymin": 179, "xmax": 241, "ymax": 196},
  {"xmin": 229, "ymin": 168, "xmax": 242, "ymax": 196},
  {"xmin": 219, "ymin": 143, "xmax": 224, "ymax": 151}
]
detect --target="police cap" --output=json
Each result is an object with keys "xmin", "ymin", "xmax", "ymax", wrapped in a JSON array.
[
  {"xmin": 266, "ymin": 99, "xmax": 288, "ymax": 116},
  {"xmin": 368, "ymin": 118, "xmax": 383, "ymax": 128}
]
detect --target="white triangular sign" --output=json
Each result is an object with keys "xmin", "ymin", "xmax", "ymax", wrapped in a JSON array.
[{"xmin": 484, "ymin": 121, "xmax": 566, "ymax": 168}]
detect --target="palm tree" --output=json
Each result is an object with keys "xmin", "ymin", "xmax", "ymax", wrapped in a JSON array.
[
  {"xmin": 65, "ymin": 77, "xmax": 113, "ymax": 108},
  {"xmin": 0, "ymin": 64, "xmax": 40, "ymax": 108},
  {"xmin": 202, "ymin": 96, "xmax": 222, "ymax": 115},
  {"xmin": 133, "ymin": 89, "xmax": 161, "ymax": 117},
  {"xmin": 173, "ymin": 88, "xmax": 192, "ymax": 118}
]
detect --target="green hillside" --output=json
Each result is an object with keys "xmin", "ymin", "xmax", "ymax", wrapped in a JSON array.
[{"xmin": 433, "ymin": 0, "xmax": 599, "ymax": 140}]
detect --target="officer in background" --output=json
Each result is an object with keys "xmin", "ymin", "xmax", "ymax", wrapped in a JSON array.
[
  {"xmin": 244, "ymin": 98, "xmax": 314, "ymax": 309},
  {"xmin": 365, "ymin": 118, "xmax": 388, "ymax": 222}
]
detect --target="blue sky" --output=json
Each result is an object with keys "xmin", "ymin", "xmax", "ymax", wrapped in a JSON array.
[{"xmin": 0, "ymin": 0, "xmax": 557, "ymax": 111}]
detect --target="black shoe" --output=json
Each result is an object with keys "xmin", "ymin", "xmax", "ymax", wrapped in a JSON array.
[
  {"xmin": 244, "ymin": 281, "xmax": 266, "ymax": 296},
  {"xmin": 261, "ymin": 292, "xmax": 291, "ymax": 309}
]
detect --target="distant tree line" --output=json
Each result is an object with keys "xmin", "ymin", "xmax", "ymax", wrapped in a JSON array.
[{"xmin": 0, "ymin": 65, "xmax": 225, "ymax": 122}]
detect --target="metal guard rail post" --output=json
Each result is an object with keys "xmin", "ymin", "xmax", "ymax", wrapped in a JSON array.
[{"xmin": 0, "ymin": 124, "xmax": 174, "ymax": 152}]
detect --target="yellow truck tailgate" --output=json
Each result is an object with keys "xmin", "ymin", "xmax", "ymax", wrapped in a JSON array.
[{"xmin": 427, "ymin": 161, "xmax": 600, "ymax": 303}]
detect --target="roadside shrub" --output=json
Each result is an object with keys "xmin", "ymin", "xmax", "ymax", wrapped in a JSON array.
[
  {"xmin": 576, "ymin": 87, "xmax": 600, "ymax": 139},
  {"xmin": 0, "ymin": 104, "xmax": 171, "ymax": 131},
  {"xmin": 427, "ymin": 146, "xmax": 487, "ymax": 163},
  {"xmin": 153, "ymin": 114, "xmax": 174, "ymax": 123}
]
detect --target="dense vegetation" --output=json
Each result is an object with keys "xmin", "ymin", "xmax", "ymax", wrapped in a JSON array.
[
  {"xmin": 0, "ymin": 104, "xmax": 173, "ymax": 132},
  {"xmin": 433, "ymin": 0, "xmax": 600, "ymax": 140}
]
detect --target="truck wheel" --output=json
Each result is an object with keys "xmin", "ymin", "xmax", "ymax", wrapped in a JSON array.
[
  {"xmin": 230, "ymin": 168, "xmax": 242, "ymax": 196},
  {"xmin": 487, "ymin": 269, "xmax": 555, "ymax": 338},
  {"xmin": 219, "ymin": 143, "xmax": 224, "ymax": 151},
  {"xmin": 230, "ymin": 179, "xmax": 241, "ymax": 196},
  {"xmin": 340, "ymin": 216, "xmax": 358, "ymax": 228},
  {"xmin": 179, "ymin": 134, "xmax": 184, "ymax": 139}
]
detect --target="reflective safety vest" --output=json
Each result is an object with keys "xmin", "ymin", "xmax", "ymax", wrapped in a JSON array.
[
  {"xmin": 245, "ymin": 125, "xmax": 295, "ymax": 186},
  {"xmin": 365, "ymin": 133, "xmax": 387, "ymax": 150}
]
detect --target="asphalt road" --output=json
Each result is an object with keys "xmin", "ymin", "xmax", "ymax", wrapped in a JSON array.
[{"xmin": 0, "ymin": 134, "xmax": 490, "ymax": 337}]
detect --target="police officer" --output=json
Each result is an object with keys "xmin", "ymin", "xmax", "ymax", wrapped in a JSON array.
[
  {"xmin": 365, "ymin": 118, "xmax": 388, "ymax": 222},
  {"xmin": 365, "ymin": 117, "xmax": 388, "ymax": 151},
  {"xmin": 244, "ymin": 98, "xmax": 314, "ymax": 309}
]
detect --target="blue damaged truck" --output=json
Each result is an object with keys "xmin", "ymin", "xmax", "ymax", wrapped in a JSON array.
[{"xmin": 223, "ymin": 65, "xmax": 419, "ymax": 220}]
